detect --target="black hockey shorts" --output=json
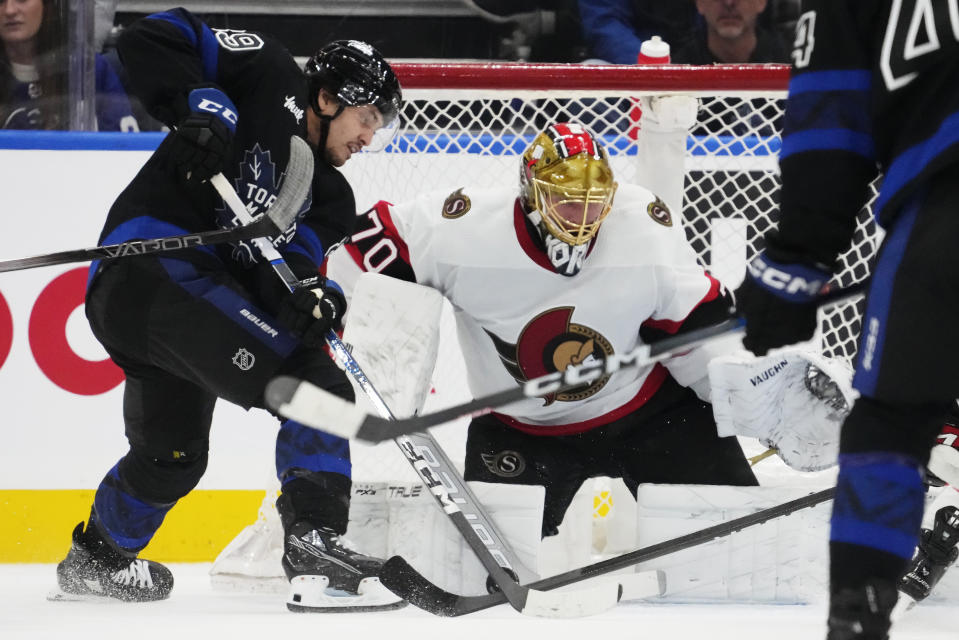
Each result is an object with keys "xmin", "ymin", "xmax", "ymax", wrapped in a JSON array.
[
  {"xmin": 85, "ymin": 255, "xmax": 348, "ymax": 457},
  {"xmin": 854, "ymin": 163, "xmax": 959, "ymax": 406},
  {"xmin": 464, "ymin": 376, "xmax": 757, "ymax": 537}
]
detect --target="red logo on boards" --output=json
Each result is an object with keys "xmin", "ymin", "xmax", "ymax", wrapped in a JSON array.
[{"xmin": 1, "ymin": 267, "xmax": 124, "ymax": 395}]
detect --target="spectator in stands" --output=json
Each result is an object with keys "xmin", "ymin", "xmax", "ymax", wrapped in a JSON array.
[
  {"xmin": 577, "ymin": 0, "xmax": 698, "ymax": 64},
  {"xmin": 577, "ymin": 0, "xmax": 796, "ymax": 64},
  {"xmin": 0, "ymin": 0, "xmax": 138, "ymax": 130},
  {"xmin": 0, "ymin": 0, "xmax": 68, "ymax": 128},
  {"xmin": 672, "ymin": 0, "xmax": 789, "ymax": 64}
]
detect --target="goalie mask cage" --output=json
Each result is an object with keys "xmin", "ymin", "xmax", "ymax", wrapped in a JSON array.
[{"xmin": 337, "ymin": 62, "xmax": 881, "ymax": 483}]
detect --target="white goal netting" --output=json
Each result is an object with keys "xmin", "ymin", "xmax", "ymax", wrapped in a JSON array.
[{"xmin": 337, "ymin": 62, "xmax": 880, "ymax": 484}]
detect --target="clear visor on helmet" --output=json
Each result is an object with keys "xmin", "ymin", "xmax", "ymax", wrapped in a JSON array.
[
  {"xmin": 368, "ymin": 112, "xmax": 400, "ymax": 152},
  {"xmin": 339, "ymin": 82, "xmax": 401, "ymax": 153},
  {"xmin": 531, "ymin": 160, "xmax": 616, "ymax": 246},
  {"xmin": 346, "ymin": 102, "xmax": 401, "ymax": 153}
]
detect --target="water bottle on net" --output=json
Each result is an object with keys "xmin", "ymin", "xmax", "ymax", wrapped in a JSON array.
[{"xmin": 629, "ymin": 35, "xmax": 671, "ymax": 140}]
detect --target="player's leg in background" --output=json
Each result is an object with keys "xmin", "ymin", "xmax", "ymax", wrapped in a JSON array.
[
  {"xmin": 897, "ymin": 405, "xmax": 959, "ymax": 611},
  {"xmin": 828, "ymin": 172, "xmax": 959, "ymax": 639}
]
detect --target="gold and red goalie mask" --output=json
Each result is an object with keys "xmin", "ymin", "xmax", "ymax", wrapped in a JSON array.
[{"xmin": 520, "ymin": 123, "xmax": 617, "ymax": 246}]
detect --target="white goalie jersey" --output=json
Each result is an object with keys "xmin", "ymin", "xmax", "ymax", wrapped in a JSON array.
[{"xmin": 339, "ymin": 182, "xmax": 729, "ymax": 433}]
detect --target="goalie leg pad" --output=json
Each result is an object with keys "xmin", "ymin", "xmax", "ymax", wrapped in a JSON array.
[
  {"xmin": 632, "ymin": 483, "xmax": 834, "ymax": 603},
  {"xmin": 386, "ymin": 481, "xmax": 544, "ymax": 597}
]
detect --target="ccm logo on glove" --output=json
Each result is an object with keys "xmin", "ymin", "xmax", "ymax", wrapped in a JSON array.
[
  {"xmin": 746, "ymin": 254, "xmax": 829, "ymax": 302},
  {"xmin": 191, "ymin": 93, "xmax": 238, "ymax": 129},
  {"xmin": 171, "ymin": 87, "xmax": 238, "ymax": 183}
]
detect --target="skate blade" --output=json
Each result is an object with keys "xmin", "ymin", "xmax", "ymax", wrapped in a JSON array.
[
  {"xmin": 286, "ymin": 575, "xmax": 407, "ymax": 613},
  {"xmin": 891, "ymin": 592, "xmax": 918, "ymax": 621},
  {"xmin": 47, "ymin": 587, "xmax": 114, "ymax": 603}
]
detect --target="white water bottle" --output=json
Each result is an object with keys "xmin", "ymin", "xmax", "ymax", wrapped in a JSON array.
[{"xmin": 637, "ymin": 35, "xmax": 671, "ymax": 64}]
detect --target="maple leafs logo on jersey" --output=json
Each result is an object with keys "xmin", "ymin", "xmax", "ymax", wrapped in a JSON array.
[
  {"xmin": 485, "ymin": 307, "xmax": 614, "ymax": 405},
  {"xmin": 216, "ymin": 144, "xmax": 312, "ymax": 266}
]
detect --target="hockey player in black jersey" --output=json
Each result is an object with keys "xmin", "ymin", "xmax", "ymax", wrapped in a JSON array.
[
  {"xmin": 53, "ymin": 8, "xmax": 405, "ymax": 612},
  {"xmin": 736, "ymin": 2, "xmax": 959, "ymax": 638}
]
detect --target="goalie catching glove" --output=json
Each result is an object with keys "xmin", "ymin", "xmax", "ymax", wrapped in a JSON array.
[
  {"xmin": 278, "ymin": 277, "xmax": 347, "ymax": 347},
  {"xmin": 708, "ymin": 347, "xmax": 855, "ymax": 471}
]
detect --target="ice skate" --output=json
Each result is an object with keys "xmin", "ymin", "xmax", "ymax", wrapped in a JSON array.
[
  {"xmin": 51, "ymin": 521, "xmax": 173, "ymax": 602},
  {"xmin": 895, "ymin": 505, "xmax": 959, "ymax": 616},
  {"xmin": 826, "ymin": 580, "xmax": 897, "ymax": 640},
  {"xmin": 282, "ymin": 522, "xmax": 405, "ymax": 612}
]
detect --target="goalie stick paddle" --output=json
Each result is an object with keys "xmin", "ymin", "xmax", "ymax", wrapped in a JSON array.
[
  {"xmin": 0, "ymin": 136, "xmax": 312, "ymax": 274},
  {"xmin": 214, "ymin": 152, "xmax": 617, "ymax": 617},
  {"xmin": 381, "ymin": 486, "xmax": 835, "ymax": 616},
  {"xmin": 265, "ymin": 279, "xmax": 870, "ymax": 444}
]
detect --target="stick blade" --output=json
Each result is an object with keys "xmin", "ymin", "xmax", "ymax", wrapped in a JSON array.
[
  {"xmin": 266, "ymin": 136, "xmax": 315, "ymax": 232},
  {"xmin": 265, "ymin": 375, "xmax": 366, "ymax": 439},
  {"xmin": 380, "ymin": 556, "xmax": 502, "ymax": 617}
]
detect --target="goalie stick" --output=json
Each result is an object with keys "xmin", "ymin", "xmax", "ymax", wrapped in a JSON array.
[
  {"xmin": 265, "ymin": 280, "xmax": 869, "ymax": 444},
  {"xmin": 382, "ymin": 486, "xmax": 835, "ymax": 616},
  {"xmin": 0, "ymin": 136, "xmax": 312, "ymax": 274},
  {"xmin": 213, "ymin": 157, "xmax": 618, "ymax": 617}
]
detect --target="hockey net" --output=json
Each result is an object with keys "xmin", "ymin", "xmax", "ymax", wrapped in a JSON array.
[
  {"xmin": 345, "ymin": 62, "xmax": 878, "ymax": 365},
  {"xmin": 211, "ymin": 63, "xmax": 881, "ymax": 589},
  {"xmin": 337, "ymin": 62, "xmax": 880, "ymax": 479}
]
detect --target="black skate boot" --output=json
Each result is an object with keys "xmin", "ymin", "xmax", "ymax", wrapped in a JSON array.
[
  {"xmin": 282, "ymin": 522, "xmax": 406, "ymax": 613},
  {"xmin": 897, "ymin": 505, "xmax": 959, "ymax": 609},
  {"xmin": 826, "ymin": 580, "xmax": 898, "ymax": 640},
  {"xmin": 53, "ymin": 520, "xmax": 173, "ymax": 602}
]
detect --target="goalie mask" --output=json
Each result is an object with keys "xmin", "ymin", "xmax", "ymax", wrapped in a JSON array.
[
  {"xmin": 305, "ymin": 40, "xmax": 403, "ymax": 151},
  {"xmin": 520, "ymin": 123, "xmax": 617, "ymax": 258}
]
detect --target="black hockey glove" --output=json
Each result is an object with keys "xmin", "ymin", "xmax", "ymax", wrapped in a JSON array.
[
  {"xmin": 735, "ymin": 242, "xmax": 833, "ymax": 357},
  {"xmin": 170, "ymin": 87, "xmax": 238, "ymax": 183},
  {"xmin": 277, "ymin": 278, "xmax": 347, "ymax": 347}
]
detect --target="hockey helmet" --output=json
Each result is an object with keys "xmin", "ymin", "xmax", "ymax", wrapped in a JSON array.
[
  {"xmin": 305, "ymin": 40, "xmax": 403, "ymax": 150},
  {"xmin": 520, "ymin": 123, "xmax": 617, "ymax": 246}
]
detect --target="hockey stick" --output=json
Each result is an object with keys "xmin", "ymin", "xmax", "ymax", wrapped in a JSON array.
[
  {"xmin": 213, "ymin": 153, "xmax": 617, "ymax": 616},
  {"xmin": 381, "ymin": 485, "xmax": 835, "ymax": 616},
  {"xmin": 0, "ymin": 138, "xmax": 313, "ymax": 274},
  {"xmin": 269, "ymin": 316, "xmax": 743, "ymax": 443},
  {"xmin": 265, "ymin": 280, "xmax": 870, "ymax": 444},
  {"xmin": 0, "ymin": 203, "xmax": 298, "ymax": 273}
]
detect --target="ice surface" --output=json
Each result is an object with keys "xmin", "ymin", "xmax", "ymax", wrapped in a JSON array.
[{"xmin": 1, "ymin": 563, "xmax": 953, "ymax": 640}]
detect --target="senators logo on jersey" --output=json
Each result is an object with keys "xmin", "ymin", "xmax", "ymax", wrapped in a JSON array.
[
  {"xmin": 442, "ymin": 188, "xmax": 472, "ymax": 219},
  {"xmin": 647, "ymin": 197, "xmax": 672, "ymax": 227},
  {"xmin": 485, "ymin": 307, "xmax": 614, "ymax": 405}
]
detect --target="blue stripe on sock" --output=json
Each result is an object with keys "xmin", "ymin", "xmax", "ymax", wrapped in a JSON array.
[{"xmin": 830, "ymin": 453, "xmax": 925, "ymax": 559}]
